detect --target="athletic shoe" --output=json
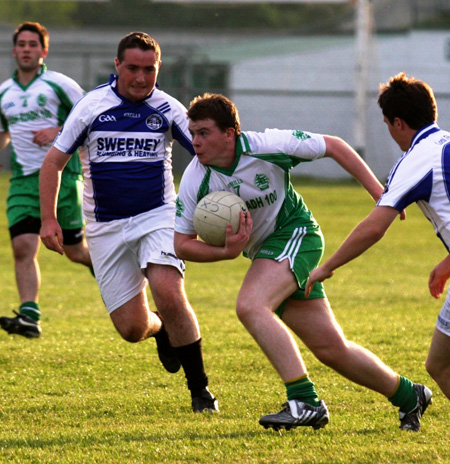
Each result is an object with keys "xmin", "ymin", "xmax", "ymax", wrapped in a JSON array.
[
  {"xmin": 154, "ymin": 325, "xmax": 181, "ymax": 374},
  {"xmin": 0, "ymin": 310, "xmax": 41, "ymax": 338},
  {"xmin": 259, "ymin": 399, "xmax": 329, "ymax": 431},
  {"xmin": 399, "ymin": 384, "xmax": 433, "ymax": 432},
  {"xmin": 192, "ymin": 387, "xmax": 219, "ymax": 413}
]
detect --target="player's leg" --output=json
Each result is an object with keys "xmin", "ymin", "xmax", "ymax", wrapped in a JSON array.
[
  {"xmin": 282, "ymin": 297, "xmax": 432, "ymax": 431},
  {"xmin": 283, "ymin": 297, "xmax": 399, "ymax": 395},
  {"xmin": 236, "ymin": 258, "xmax": 329, "ymax": 430},
  {"xmin": 236, "ymin": 258, "xmax": 307, "ymax": 381},
  {"xmin": 0, "ymin": 217, "xmax": 42, "ymax": 338},
  {"xmin": 110, "ymin": 289, "xmax": 162, "ymax": 342},
  {"xmin": 85, "ymin": 219, "xmax": 180, "ymax": 375},
  {"xmin": 0, "ymin": 176, "xmax": 42, "ymax": 337},
  {"xmin": 426, "ymin": 328, "xmax": 450, "ymax": 400},
  {"xmin": 144, "ymin": 228, "xmax": 218, "ymax": 413},
  {"xmin": 62, "ymin": 229, "xmax": 93, "ymax": 269},
  {"xmin": 147, "ymin": 263, "xmax": 200, "ymax": 347}
]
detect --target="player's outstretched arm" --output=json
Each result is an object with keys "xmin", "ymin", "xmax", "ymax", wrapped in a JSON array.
[
  {"xmin": 305, "ymin": 206, "xmax": 398, "ymax": 297},
  {"xmin": 40, "ymin": 147, "xmax": 71, "ymax": 255},
  {"xmin": 323, "ymin": 135, "xmax": 384, "ymax": 202}
]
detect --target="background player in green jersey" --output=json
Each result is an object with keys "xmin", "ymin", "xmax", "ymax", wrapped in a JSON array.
[
  {"xmin": 0, "ymin": 22, "xmax": 92, "ymax": 338},
  {"xmin": 174, "ymin": 93, "xmax": 431, "ymax": 432}
]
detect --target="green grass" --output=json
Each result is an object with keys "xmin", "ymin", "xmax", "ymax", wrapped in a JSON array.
[{"xmin": 0, "ymin": 170, "xmax": 449, "ymax": 463}]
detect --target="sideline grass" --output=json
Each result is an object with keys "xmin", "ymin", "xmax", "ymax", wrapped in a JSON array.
[{"xmin": 0, "ymin": 171, "xmax": 449, "ymax": 463}]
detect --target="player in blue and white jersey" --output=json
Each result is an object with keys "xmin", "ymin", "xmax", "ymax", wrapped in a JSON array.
[
  {"xmin": 307, "ymin": 73, "xmax": 446, "ymax": 419},
  {"xmin": 39, "ymin": 32, "xmax": 217, "ymax": 413},
  {"xmin": 174, "ymin": 93, "xmax": 428, "ymax": 431},
  {"xmin": 0, "ymin": 22, "xmax": 92, "ymax": 339}
]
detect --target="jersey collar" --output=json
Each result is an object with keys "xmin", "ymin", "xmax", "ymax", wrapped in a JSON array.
[
  {"xmin": 407, "ymin": 122, "xmax": 440, "ymax": 154},
  {"xmin": 12, "ymin": 63, "xmax": 46, "ymax": 90},
  {"xmin": 109, "ymin": 73, "xmax": 157, "ymax": 102},
  {"xmin": 209, "ymin": 133, "xmax": 249, "ymax": 176}
]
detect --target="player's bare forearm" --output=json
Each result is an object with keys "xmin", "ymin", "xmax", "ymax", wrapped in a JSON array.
[
  {"xmin": 324, "ymin": 135, "xmax": 384, "ymax": 202},
  {"xmin": 39, "ymin": 148, "xmax": 71, "ymax": 255},
  {"xmin": 40, "ymin": 148, "xmax": 68, "ymax": 221},
  {"xmin": 174, "ymin": 231, "xmax": 242, "ymax": 262},
  {"xmin": 174, "ymin": 211, "xmax": 252, "ymax": 263}
]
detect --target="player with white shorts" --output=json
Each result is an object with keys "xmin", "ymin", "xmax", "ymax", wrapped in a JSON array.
[{"xmin": 40, "ymin": 32, "xmax": 218, "ymax": 413}]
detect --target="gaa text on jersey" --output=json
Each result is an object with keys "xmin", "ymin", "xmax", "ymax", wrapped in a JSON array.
[{"xmin": 99, "ymin": 114, "xmax": 117, "ymax": 122}]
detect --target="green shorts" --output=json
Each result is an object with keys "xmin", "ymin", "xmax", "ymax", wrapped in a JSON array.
[
  {"xmin": 7, "ymin": 171, "xmax": 84, "ymax": 230},
  {"xmin": 253, "ymin": 223, "xmax": 326, "ymax": 317}
]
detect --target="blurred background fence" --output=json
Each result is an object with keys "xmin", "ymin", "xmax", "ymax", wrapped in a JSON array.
[{"xmin": 1, "ymin": 0, "xmax": 450, "ymax": 180}]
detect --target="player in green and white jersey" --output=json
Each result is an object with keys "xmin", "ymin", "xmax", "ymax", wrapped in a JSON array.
[
  {"xmin": 174, "ymin": 93, "xmax": 431, "ymax": 432},
  {"xmin": 0, "ymin": 22, "xmax": 92, "ymax": 338}
]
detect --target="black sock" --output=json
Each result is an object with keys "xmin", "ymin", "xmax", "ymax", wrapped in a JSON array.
[{"xmin": 174, "ymin": 338, "xmax": 208, "ymax": 397}]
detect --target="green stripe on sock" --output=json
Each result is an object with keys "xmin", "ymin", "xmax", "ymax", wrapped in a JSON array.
[
  {"xmin": 285, "ymin": 375, "xmax": 320, "ymax": 406},
  {"xmin": 20, "ymin": 301, "xmax": 40, "ymax": 322}
]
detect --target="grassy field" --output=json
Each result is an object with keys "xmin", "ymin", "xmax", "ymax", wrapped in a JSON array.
[{"xmin": 0, "ymin": 171, "xmax": 449, "ymax": 463}]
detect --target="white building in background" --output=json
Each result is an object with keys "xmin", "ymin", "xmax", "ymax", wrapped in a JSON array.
[{"xmin": 0, "ymin": 25, "xmax": 450, "ymax": 180}]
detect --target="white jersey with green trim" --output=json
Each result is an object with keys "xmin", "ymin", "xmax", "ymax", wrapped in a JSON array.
[
  {"xmin": 175, "ymin": 128, "xmax": 327, "ymax": 259},
  {"xmin": 0, "ymin": 64, "xmax": 84, "ymax": 178}
]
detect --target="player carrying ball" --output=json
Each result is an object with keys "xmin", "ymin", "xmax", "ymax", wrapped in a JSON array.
[{"xmin": 174, "ymin": 93, "xmax": 432, "ymax": 432}]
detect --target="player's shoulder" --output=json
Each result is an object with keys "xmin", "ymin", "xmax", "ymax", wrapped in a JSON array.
[
  {"xmin": 184, "ymin": 154, "xmax": 204, "ymax": 175},
  {"xmin": 240, "ymin": 129, "xmax": 291, "ymax": 152},
  {"xmin": 41, "ymin": 68, "xmax": 80, "ymax": 88},
  {"xmin": 179, "ymin": 156, "xmax": 206, "ymax": 187},
  {"xmin": 0, "ymin": 77, "xmax": 14, "ymax": 95},
  {"xmin": 74, "ymin": 82, "xmax": 112, "ymax": 108},
  {"xmin": 150, "ymin": 87, "xmax": 187, "ymax": 112}
]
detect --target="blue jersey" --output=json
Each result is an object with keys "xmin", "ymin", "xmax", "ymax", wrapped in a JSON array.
[{"xmin": 54, "ymin": 75, "xmax": 195, "ymax": 223}]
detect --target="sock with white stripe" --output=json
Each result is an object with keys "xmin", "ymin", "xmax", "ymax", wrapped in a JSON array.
[{"xmin": 19, "ymin": 301, "xmax": 40, "ymax": 322}]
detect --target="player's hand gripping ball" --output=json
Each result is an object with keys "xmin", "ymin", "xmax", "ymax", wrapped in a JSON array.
[{"xmin": 193, "ymin": 191, "xmax": 248, "ymax": 246}]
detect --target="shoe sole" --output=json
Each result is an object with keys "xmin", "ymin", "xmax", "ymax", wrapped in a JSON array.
[
  {"xmin": 0, "ymin": 326, "xmax": 41, "ymax": 338},
  {"xmin": 260, "ymin": 416, "xmax": 329, "ymax": 431}
]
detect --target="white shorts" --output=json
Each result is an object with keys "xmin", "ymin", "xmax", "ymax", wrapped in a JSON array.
[
  {"xmin": 85, "ymin": 205, "xmax": 185, "ymax": 313},
  {"xmin": 437, "ymin": 290, "xmax": 450, "ymax": 337}
]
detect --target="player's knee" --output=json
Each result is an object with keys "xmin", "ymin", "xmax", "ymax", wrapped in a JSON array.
[
  {"xmin": 235, "ymin": 297, "xmax": 261, "ymax": 325},
  {"xmin": 425, "ymin": 355, "xmax": 443, "ymax": 382},
  {"xmin": 313, "ymin": 340, "xmax": 348, "ymax": 369},
  {"xmin": 119, "ymin": 325, "xmax": 145, "ymax": 343},
  {"xmin": 64, "ymin": 245, "xmax": 91, "ymax": 265}
]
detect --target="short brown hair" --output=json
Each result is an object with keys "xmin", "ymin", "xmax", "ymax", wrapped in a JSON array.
[
  {"xmin": 378, "ymin": 72, "xmax": 437, "ymax": 129},
  {"xmin": 13, "ymin": 22, "xmax": 49, "ymax": 49},
  {"xmin": 187, "ymin": 93, "xmax": 241, "ymax": 135},
  {"xmin": 117, "ymin": 32, "xmax": 161, "ymax": 63}
]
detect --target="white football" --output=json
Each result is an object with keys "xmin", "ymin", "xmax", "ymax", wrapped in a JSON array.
[{"xmin": 193, "ymin": 191, "xmax": 248, "ymax": 246}]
